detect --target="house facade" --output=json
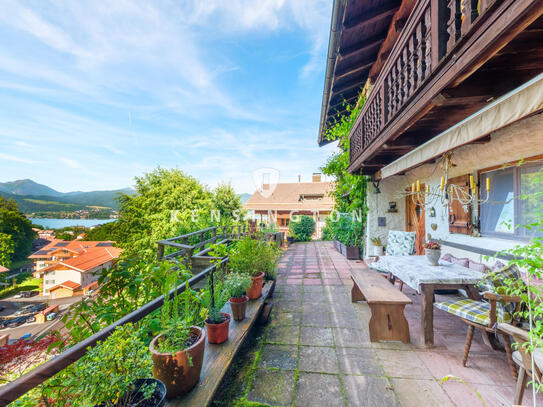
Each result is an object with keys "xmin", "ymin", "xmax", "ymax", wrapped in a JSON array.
[
  {"xmin": 319, "ymin": 0, "xmax": 543, "ymax": 261},
  {"xmin": 29, "ymin": 240, "xmax": 121, "ymax": 296},
  {"xmin": 244, "ymin": 174, "xmax": 335, "ymax": 238}
]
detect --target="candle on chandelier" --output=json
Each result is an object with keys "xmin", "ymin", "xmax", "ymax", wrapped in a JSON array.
[
  {"xmin": 469, "ymin": 175, "xmax": 475, "ymax": 190},
  {"xmin": 486, "ymin": 177, "xmax": 491, "ymax": 192},
  {"xmin": 426, "ymin": 184, "xmax": 430, "ymax": 194},
  {"xmin": 416, "ymin": 179, "xmax": 420, "ymax": 192},
  {"xmin": 411, "ymin": 183, "xmax": 415, "ymax": 193},
  {"xmin": 440, "ymin": 176, "xmax": 445, "ymax": 191}
]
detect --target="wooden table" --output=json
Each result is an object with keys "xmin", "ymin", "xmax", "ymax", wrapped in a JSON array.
[{"xmin": 369, "ymin": 255, "xmax": 484, "ymax": 347}]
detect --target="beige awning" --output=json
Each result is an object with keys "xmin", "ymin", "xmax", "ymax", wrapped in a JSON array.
[{"xmin": 380, "ymin": 73, "xmax": 543, "ymax": 179}]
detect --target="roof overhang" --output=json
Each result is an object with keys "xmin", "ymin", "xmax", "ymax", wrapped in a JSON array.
[{"xmin": 379, "ymin": 73, "xmax": 543, "ymax": 179}]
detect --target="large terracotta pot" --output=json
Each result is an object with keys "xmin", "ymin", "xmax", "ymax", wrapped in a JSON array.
[
  {"xmin": 229, "ymin": 296, "xmax": 248, "ymax": 320},
  {"xmin": 149, "ymin": 326, "xmax": 205, "ymax": 398},
  {"xmin": 205, "ymin": 313, "xmax": 230, "ymax": 344},
  {"xmin": 247, "ymin": 272, "xmax": 264, "ymax": 300}
]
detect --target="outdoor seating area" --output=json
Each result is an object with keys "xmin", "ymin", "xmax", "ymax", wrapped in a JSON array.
[{"xmin": 252, "ymin": 241, "xmax": 543, "ymax": 407}]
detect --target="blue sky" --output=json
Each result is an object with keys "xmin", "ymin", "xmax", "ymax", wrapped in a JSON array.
[{"xmin": 0, "ymin": 0, "xmax": 338, "ymax": 193}]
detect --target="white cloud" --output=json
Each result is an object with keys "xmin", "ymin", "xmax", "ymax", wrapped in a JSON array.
[
  {"xmin": 0, "ymin": 152, "xmax": 37, "ymax": 164},
  {"xmin": 59, "ymin": 157, "xmax": 83, "ymax": 169}
]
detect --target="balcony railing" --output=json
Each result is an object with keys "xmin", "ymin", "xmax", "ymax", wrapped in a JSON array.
[
  {"xmin": 348, "ymin": 0, "xmax": 541, "ymax": 173},
  {"xmin": 0, "ymin": 225, "xmax": 249, "ymax": 405}
]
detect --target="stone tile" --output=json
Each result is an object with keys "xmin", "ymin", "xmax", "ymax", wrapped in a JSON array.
[
  {"xmin": 343, "ymin": 375, "xmax": 399, "ymax": 407},
  {"xmin": 301, "ymin": 310, "xmax": 331, "ymax": 327},
  {"xmin": 302, "ymin": 285, "xmax": 325, "ymax": 293},
  {"xmin": 323, "ymin": 278, "xmax": 343, "ymax": 286},
  {"xmin": 417, "ymin": 351, "xmax": 491, "ymax": 385},
  {"xmin": 329, "ymin": 311, "xmax": 363, "ymax": 329},
  {"xmin": 390, "ymin": 378, "xmax": 455, "ymax": 407},
  {"xmin": 298, "ymin": 346, "xmax": 339, "ymax": 374},
  {"xmin": 375, "ymin": 349, "xmax": 433, "ymax": 379},
  {"xmin": 259, "ymin": 344, "xmax": 298, "ymax": 370},
  {"xmin": 304, "ymin": 278, "xmax": 322, "ymax": 285},
  {"xmin": 302, "ymin": 302, "xmax": 331, "ymax": 314},
  {"xmin": 274, "ymin": 300, "xmax": 301, "ymax": 312},
  {"xmin": 333, "ymin": 327, "xmax": 370, "ymax": 347},
  {"xmin": 300, "ymin": 326, "xmax": 334, "ymax": 346},
  {"xmin": 328, "ymin": 302, "xmax": 356, "ymax": 313},
  {"xmin": 271, "ymin": 310, "xmax": 301, "ymax": 326},
  {"xmin": 247, "ymin": 369, "xmax": 295, "ymax": 406},
  {"xmin": 266, "ymin": 325, "xmax": 299, "ymax": 345},
  {"xmin": 286, "ymin": 278, "xmax": 303, "ymax": 285},
  {"xmin": 294, "ymin": 373, "xmax": 344, "ymax": 407},
  {"xmin": 337, "ymin": 347, "xmax": 383, "ymax": 375},
  {"xmin": 302, "ymin": 292, "xmax": 327, "ymax": 302}
]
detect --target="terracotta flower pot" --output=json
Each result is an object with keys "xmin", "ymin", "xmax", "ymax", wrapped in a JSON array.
[
  {"xmin": 229, "ymin": 296, "xmax": 248, "ymax": 320},
  {"xmin": 205, "ymin": 313, "xmax": 230, "ymax": 344},
  {"xmin": 247, "ymin": 272, "xmax": 264, "ymax": 300},
  {"xmin": 149, "ymin": 326, "xmax": 205, "ymax": 398}
]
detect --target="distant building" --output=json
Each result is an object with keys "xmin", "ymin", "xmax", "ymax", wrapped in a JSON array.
[
  {"xmin": 32, "ymin": 229, "xmax": 55, "ymax": 241},
  {"xmin": 244, "ymin": 173, "xmax": 335, "ymax": 238},
  {"xmin": 29, "ymin": 240, "xmax": 121, "ymax": 297}
]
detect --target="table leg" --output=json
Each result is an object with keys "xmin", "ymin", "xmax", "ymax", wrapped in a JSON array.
[{"xmin": 421, "ymin": 284, "xmax": 435, "ymax": 347}]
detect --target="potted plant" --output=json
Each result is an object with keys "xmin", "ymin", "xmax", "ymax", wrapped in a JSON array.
[
  {"xmin": 424, "ymin": 240, "xmax": 441, "ymax": 266},
  {"xmin": 224, "ymin": 273, "xmax": 251, "ymax": 321},
  {"xmin": 228, "ymin": 237, "xmax": 265, "ymax": 300},
  {"xmin": 204, "ymin": 245, "xmax": 231, "ymax": 344},
  {"xmin": 63, "ymin": 323, "xmax": 167, "ymax": 407},
  {"xmin": 149, "ymin": 273, "xmax": 205, "ymax": 398},
  {"xmin": 370, "ymin": 237, "xmax": 384, "ymax": 256}
]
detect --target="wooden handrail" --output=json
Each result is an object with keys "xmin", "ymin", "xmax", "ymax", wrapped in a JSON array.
[{"xmin": 0, "ymin": 258, "xmax": 227, "ymax": 406}]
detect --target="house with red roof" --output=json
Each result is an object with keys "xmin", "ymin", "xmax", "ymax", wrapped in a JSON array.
[{"xmin": 29, "ymin": 240, "xmax": 122, "ymax": 298}]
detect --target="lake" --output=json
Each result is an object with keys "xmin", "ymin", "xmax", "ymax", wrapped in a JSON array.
[{"xmin": 28, "ymin": 218, "xmax": 117, "ymax": 229}]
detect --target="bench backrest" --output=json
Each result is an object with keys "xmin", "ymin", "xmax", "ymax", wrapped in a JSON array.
[{"xmin": 352, "ymin": 268, "xmax": 412, "ymax": 305}]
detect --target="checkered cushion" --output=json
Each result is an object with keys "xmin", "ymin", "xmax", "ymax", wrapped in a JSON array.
[
  {"xmin": 386, "ymin": 231, "xmax": 416, "ymax": 256},
  {"xmin": 434, "ymin": 297, "xmax": 512, "ymax": 326},
  {"xmin": 476, "ymin": 262, "xmax": 521, "ymax": 294}
]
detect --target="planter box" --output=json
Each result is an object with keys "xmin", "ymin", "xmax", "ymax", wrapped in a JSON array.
[{"xmin": 334, "ymin": 240, "xmax": 360, "ymax": 260}]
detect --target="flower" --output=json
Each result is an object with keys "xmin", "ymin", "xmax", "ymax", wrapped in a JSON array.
[{"xmin": 424, "ymin": 240, "xmax": 441, "ymax": 250}]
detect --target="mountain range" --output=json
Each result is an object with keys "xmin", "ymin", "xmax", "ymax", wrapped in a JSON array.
[{"xmin": 0, "ymin": 179, "xmax": 133, "ymax": 214}]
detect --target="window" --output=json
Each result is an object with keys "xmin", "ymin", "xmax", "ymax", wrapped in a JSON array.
[
  {"xmin": 480, "ymin": 160, "xmax": 543, "ymax": 240},
  {"xmin": 45, "ymin": 279, "xmax": 55, "ymax": 285}
]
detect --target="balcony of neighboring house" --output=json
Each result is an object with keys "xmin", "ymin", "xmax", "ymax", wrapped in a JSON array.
[{"xmin": 319, "ymin": 0, "xmax": 543, "ymax": 175}]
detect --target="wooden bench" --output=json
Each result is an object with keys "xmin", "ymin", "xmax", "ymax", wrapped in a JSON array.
[{"xmin": 351, "ymin": 268, "xmax": 412, "ymax": 343}]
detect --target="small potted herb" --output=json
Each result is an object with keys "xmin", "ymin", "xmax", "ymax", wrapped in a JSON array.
[
  {"xmin": 205, "ymin": 306, "xmax": 231, "ymax": 344},
  {"xmin": 370, "ymin": 237, "xmax": 383, "ymax": 256},
  {"xmin": 67, "ymin": 323, "xmax": 167, "ymax": 407},
  {"xmin": 224, "ymin": 273, "xmax": 251, "ymax": 321},
  {"xmin": 228, "ymin": 237, "xmax": 265, "ymax": 300},
  {"xmin": 149, "ymin": 273, "xmax": 205, "ymax": 398},
  {"xmin": 424, "ymin": 240, "xmax": 441, "ymax": 266}
]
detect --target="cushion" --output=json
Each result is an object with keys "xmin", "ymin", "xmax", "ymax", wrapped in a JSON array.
[
  {"xmin": 452, "ymin": 257, "xmax": 470, "ymax": 268},
  {"xmin": 469, "ymin": 260, "xmax": 488, "ymax": 272},
  {"xmin": 434, "ymin": 297, "xmax": 512, "ymax": 326},
  {"xmin": 441, "ymin": 253, "xmax": 454, "ymax": 262},
  {"xmin": 386, "ymin": 231, "xmax": 416, "ymax": 256}
]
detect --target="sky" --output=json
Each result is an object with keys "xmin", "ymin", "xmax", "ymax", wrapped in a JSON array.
[{"xmin": 0, "ymin": 0, "xmax": 339, "ymax": 194}]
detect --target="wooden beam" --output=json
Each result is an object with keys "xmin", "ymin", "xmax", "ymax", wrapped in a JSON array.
[
  {"xmin": 395, "ymin": 17, "xmax": 407, "ymax": 32},
  {"xmin": 329, "ymin": 94, "xmax": 359, "ymax": 111},
  {"xmin": 332, "ymin": 78, "xmax": 365, "ymax": 94},
  {"xmin": 344, "ymin": 1, "xmax": 401, "ymax": 31},
  {"xmin": 334, "ymin": 60, "xmax": 374, "ymax": 81},
  {"xmin": 340, "ymin": 34, "xmax": 387, "ymax": 59}
]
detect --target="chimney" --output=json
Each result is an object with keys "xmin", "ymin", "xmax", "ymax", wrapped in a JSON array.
[
  {"xmin": 298, "ymin": 175, "xmax": 301, "ymax": 183},
  {"xmin": 312, "ymin": 173, "xmax": 322, "ymax": 183}
]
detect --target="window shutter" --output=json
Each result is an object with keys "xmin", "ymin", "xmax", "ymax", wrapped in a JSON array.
[{"xmin": 448, "ymin": 174, "xmax": 472, "ymax": 235}]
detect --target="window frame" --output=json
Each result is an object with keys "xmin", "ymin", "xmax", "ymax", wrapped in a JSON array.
[{"xmin": 478, "ymin": 156, "xmax": 543, "ymax": 241}]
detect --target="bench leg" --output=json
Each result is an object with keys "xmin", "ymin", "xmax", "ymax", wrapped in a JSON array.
[
  {"xmin": 368, "ymin": 304, "xmax": 410, "ymax": 343},
  {"xmin": 513, "ymin": 366, "xmax": 527, "ymax": 405},
  {"xmin": 351, "ymin": 277, "xmax": 365, "ymax": 302}
]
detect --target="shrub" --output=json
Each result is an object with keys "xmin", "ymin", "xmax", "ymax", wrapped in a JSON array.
[
  {"xmin": 258, "ymin": 241, "xmax": 281, "ymax": 280},
  {"xmin": 289, "ymin": 216, "xmax": 315, "ymax": 241},
  {"xmin": 324, "ymin": 214, "xmax": 364, "ymax": 248},
  {"xmin": 228, "ymin": 237, "xmax": 262, "ymax": 276}
]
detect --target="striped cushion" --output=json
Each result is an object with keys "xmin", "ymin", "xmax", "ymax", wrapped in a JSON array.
[{"xmin": 434, "ymin": 297, "xmax": 512, "ymax": 326}]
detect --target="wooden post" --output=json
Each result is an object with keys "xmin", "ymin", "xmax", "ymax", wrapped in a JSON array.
[
  {"xmin": 421, "ymin": 284, "xmax": 435, "ymax": 347},
  {"xmin": 157, "ymin": 242, "xmax": 164, "ymax": 260}
]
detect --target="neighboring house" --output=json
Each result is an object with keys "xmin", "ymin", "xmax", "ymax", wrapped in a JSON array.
[
  {"xmin": 32, "ymin": 229, "xmax": 55, "ymax": 241},
  {"xmin": 318, "ymin": 1, "xmax": 543, "ymax": 260},
  {"xmin": 28, "ymin": 240, "xmax": 121, "ymax": 297},
  {"xmin": 244, "ymin": 173, "xmax": 335, "ymax": 238}
]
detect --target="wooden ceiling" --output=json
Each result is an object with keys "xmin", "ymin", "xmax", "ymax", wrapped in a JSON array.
[{"xmin": 318, "ymin": 0, "xmax": 415, "ymax": 145}]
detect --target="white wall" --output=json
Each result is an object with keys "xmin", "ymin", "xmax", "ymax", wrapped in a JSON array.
[{"xmin": 364, "ymin": 112, "xmax": 543, "ymax": 261}]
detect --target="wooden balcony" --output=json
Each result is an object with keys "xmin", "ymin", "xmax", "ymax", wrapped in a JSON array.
[{"xmin": 348, "ymin": 0, "xmax": 543, "ymax": 175}]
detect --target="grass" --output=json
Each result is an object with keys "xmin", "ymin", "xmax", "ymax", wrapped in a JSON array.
[
  {"xmin": 0, "ymin": 272, "xmax": 42, "ymax": 299},
  {"xmin": 23, "ymin": 198, "xmax": 77, "ymax": 207}
]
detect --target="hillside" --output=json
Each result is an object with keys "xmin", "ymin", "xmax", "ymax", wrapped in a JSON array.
[
  {"xmin": 0, "ymin": 179, "xmax": 134, "ymax": 214},
  {"xmin": 238, "ymin": 193, "xmax": 251, "ymax": 204}
]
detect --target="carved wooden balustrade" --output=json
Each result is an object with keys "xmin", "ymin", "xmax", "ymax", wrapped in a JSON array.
[{"xmin": 349, "ymin": 0, "xmax": 502, "ymax": 168}]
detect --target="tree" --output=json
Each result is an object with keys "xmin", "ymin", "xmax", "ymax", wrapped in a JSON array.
[
  {"xmin": 0, "ymin": 233, "xmax": 15, "ymax": 269},
  {"xmin": 212, "ymin": 182, "xmax": 244, "ymax": 226},
  {"xmin": 83, "ymin": 221, "xmax": 121, "ymax": 241},
  {"xmin": 115, "ymin": 168, "xmax": 214, "ymax": 259},
  {"xmin": 0, "ymin": 197, "xmax": 35, "ymax": 262}
]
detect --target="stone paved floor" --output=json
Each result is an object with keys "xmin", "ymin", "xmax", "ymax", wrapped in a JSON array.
[{"xmin": 245, "ymin": 241, "xmax": 543, "ymax": 407}]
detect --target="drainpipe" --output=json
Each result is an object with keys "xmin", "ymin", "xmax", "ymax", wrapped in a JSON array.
[{"xmin": 318, "ymin": 0, "xmax": 346, "ymax": 146}]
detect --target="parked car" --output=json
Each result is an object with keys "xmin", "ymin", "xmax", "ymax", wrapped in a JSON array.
[
  {"xmin": 0, "ymin": 305, "xmax": 5, "ymax": 312},
  {"xmin": 46, "ymin": 312, "xmax": 57, "ymax": 321},
  {"xmin": 0, "ymin": 318, "xmax": 5, "ymax": 329},
  {"xmin": 25, "ymin": 315, "xmax": 36, "ymax": 323},
  {"xmin": 30, "ymin": 303, "xmax": 46, "ymax": 313},
  {"xmin": 20, "ymin": 291, "xmax": 39, "ymax": 298},
  {"xmin": 7, "ymin": 316, "xmax": 27, "ymax": 328},
  {"xmin": 15, "ymin": 304, "xmax": 35, "ymax": 315}
]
